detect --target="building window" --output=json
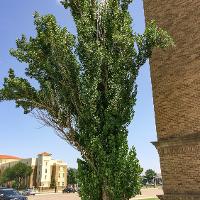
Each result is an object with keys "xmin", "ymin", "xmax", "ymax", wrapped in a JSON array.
[
  {"xmin": 45, "ymin": 175, "xmax": 47, "ymax": 180},
  {"xmin": 45, "ymin": 169, "xmax": 47, "ymax": 173},
  {"xmin": 62, "ymin": 182, "xmax": 65, "ymax": 186},
  {"xmin": 63, "ymin": 173, "xmax": 64, "ymax": 178},
  {"xmin": 59, "ymin": 174, "xmax": 60, "ymax": 178},
  {"xmin": 46, "ymin": 162, "xmax": 48, "ymax": 166}
]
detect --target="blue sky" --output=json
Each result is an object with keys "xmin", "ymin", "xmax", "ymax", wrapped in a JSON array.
[{"xmin": 0, "ymin": 0, "xmax": 160, "ymax": 173}]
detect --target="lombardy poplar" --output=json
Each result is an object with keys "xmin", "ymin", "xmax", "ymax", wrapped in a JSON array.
[{"xmin": 0, "ymin": 1, "xmax": 173, "ymax": 199}]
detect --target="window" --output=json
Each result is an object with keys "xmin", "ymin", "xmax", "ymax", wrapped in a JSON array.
[
  {"xmin": 46, "ymin": 161, "xmax": 48, "ymax": 166},
  {"xmin": 59, "ymin": 174, "xmax": 60, "ymax": 178},
  {"xmin": 62, "ymin": 182, "xmax": 65, "ymax": 186},
  {"xmin": 45, "ymin": 175, "xmax": 47, "ymax": 180},
  {"xmin": 45, "ymin": 169, "xmax": 47, "ymax": 173},
  {"xmin": 63, "ymin": 173, "xmax": 65, "ymax": 178}
]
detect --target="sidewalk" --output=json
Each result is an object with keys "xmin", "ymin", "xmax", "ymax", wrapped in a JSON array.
[
  {"xmin": 131, "ymin": 196, "xmax": 158, "ymax": 199},
  {"xmin": 130, "ymin": 187, "xmax": 163, "ymax": 200},
  {"xmin": 29, "ymin": 187, "xmax": 163, "ymax": 200}
]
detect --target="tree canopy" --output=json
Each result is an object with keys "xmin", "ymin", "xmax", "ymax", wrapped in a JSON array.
[
  {"xmin": 67, "ymin": 168, "xmax": 78, "ymax": 186},
  {"xmin": 0, "ymin": 1, "xmax": 173, "ymax": 199},
  {"xmin": 145, "ymin": 169, "xmax": 157, "ymax": 184},
  {"xmin": 0, "ymin": 162, "xmax": 32, "ymax": 189}
]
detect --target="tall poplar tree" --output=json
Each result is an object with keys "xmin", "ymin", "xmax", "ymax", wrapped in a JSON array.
[{"xmin": 0, "ymin": 0, "xmax": 173, "ymax": 199}]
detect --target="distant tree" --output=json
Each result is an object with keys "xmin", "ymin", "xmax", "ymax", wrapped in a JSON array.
[
  {"xmin": 12, "ymin": 181, "xmax": 18, "ymax": 189},
  {"xmin": 0, "ymin": 167, "xmax": 15, "ymax": 185},
  {"xmin": 0, "ymin": 162, "xmax": 32, "ymax": 189},
  {"xmin": 0, "ymin": 0, "xmax": 173, "ymax": 199},
  {"xmin": 12, "ymin": 162, "xmax": 32, "ymax": 189},
  {"xmin": 140, "ymin": 176, "xmax": 147, "ymax": 186},
  {"xmin": 67, "ymin": 168, "xmax": 78, "ymax": 186},
  {"xmin": 50, "ymin": 177, "xmax": 56, "ymax": 189},
  {"xmin": 145, "ymin": 169, "xmax": 156, "ymax": 184}
]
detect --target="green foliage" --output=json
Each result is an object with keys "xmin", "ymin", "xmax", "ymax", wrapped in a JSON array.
[
  {"xmin": 145, "ymin": 169, "xmax": 157, "ymax": 184},
  {"xmin": 141, "ymin": 176, "xmax": 147, "ymax": 186},
  {"xmin": 0, "ymin": 1, "xmax": 173, "ymax": 199},
  {"xmin": 0, "ymin": 162, "xmax": 32, "ymax": 189},
  {"xmin": 50, "ymin": 178, "xmax": 56, "ymax": 188},
  {"xmin": 67, "ymin": 168, "xmax": 78, "ymax": 185},
  {"xmin": 0, "ymin": 167, "xmax": 15, "ymax": 184},
  {"xmin": 12, "ymin": 181, "xmax": 18, "ymax": 189},
  {"xmin": 77, "ymin": 146, "xmax": 142, "ymax": 200}
]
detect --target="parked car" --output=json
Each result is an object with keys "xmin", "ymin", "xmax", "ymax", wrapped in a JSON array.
[
  {"xmin": 62, "ymin": 187, "xmax": 76, "ymax": 193},
  {"xmin": 22, "ymin": 188, "xmax": 37, "ymax": 196},
  {"xmin": 0, "ymin": 188, "xmax": 27, "ymax": 200}
]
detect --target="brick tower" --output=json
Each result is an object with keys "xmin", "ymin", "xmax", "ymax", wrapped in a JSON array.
[{"xmin": 143, "ymin": 0, "xmax": 200, "ymax": 200}]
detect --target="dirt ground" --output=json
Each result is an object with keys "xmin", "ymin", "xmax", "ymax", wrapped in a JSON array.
[{"xmin": 28, "ymin": 187, "xmax": 163, "ymax": 200}]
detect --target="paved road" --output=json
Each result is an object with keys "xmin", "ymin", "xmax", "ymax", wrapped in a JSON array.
[
  {"xmin": 28, "ymin": 188, "xmax": 163, "ymax": 200},
  {"xmin": 28, "ymin": 193, "xmax": 80, "ymax": 200}
]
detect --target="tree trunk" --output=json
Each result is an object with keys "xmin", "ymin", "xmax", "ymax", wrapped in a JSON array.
[
  {"xmin": 102, "ymin": 189, "xmax": 110, "ymax": 200},
  {"xmin": 102, "ymin": 183, "xmax": 111, "ymax": 200}
]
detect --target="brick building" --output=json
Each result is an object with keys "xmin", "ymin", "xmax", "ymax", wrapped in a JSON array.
[
  {"xmin": 0, "ymin": 152, "xmax": 67, "ymax": 189},
  {"xmin": 143, "ymin": 0, "xmax": 200, "ymax": 199}
]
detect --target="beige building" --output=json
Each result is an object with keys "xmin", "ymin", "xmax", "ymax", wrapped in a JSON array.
[
  {"xmin": 0, "ymin": 155, "xmax": 21, "ymax": 165},
  {"xmin": 0, "ymin": 152, "xmax": 67, "ymax": 189}
]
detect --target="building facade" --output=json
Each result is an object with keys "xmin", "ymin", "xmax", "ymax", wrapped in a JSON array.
[
  {"xmin": 0, "ymin": 152, "xmax": 67, "ymax": 189},
  {"xmin": 0, "ymin": 155, "xmax": 21, "ymax": 165},
  {"xmin": 143, "ymin": 0, "xmax": 200, "ymax": 199}
]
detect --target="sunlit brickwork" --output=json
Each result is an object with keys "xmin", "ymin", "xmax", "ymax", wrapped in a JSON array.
[{"xmin": 143, "ymin": 0, "xmax": 200, "ymax": 199}]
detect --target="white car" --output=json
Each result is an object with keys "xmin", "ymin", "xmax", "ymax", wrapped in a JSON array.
[{"xmin": 22, "ymin": 188, "xmax": 37, "ymax": 196}]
